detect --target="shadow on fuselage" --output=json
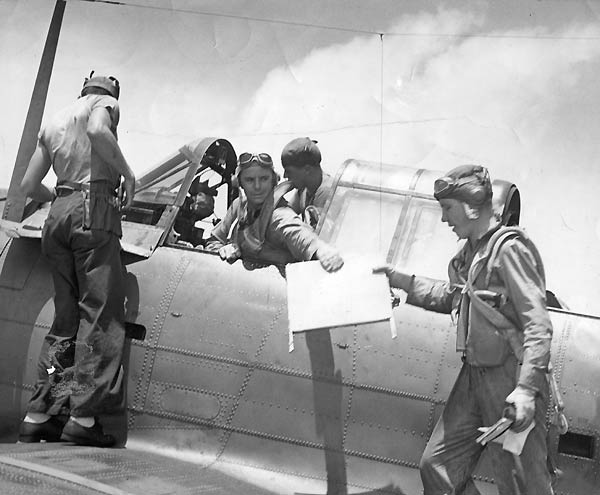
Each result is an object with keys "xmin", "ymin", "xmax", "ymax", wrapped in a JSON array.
[
  {"xmin": 0, "ymin": 241, "xmax": 144, "ymax": 445},
  {"xmin": 0, "ymin": 237, "xmax": 53, "ymax": 441}
]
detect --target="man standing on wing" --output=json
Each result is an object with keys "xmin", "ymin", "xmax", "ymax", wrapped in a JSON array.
[{"xmin": 19, "ymin": 72, "xmax": 135, "ymax": 448}]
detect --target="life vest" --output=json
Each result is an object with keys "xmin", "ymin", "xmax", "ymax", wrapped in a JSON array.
[
  {"xmin": 461, "ymin": 226, "xmax": 568, "ymax": 434},
  {"xmin": 233, "ymin": 181, "xmax": 296, "ymax": 265},
  {"xmin": 460, "ymin": 226, "xmax": 544, "ymax": 367}
]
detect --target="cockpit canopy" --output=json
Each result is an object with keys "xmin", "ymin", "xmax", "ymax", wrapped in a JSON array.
[
  {"xmin": 119, "ymin": 139, "xmax": 521, "ymax": 268},
  {"xmin": 318, "ymin": 159, "xmax": 520, "ymax": 280}
]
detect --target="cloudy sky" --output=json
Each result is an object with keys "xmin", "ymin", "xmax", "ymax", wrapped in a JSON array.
[{"xmin": 2, "ymin": 0, "xmax": 599, "ymax": 312}]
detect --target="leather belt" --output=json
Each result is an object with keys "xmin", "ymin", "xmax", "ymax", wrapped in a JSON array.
[{"xmin": 55, "ymin": 181, "xmax": 117, "ymax": 197}]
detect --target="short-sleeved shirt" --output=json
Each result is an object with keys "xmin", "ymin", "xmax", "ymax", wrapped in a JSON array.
[
  {"xmin": 283, "ymin": 173, "xmax": 334, "ymax": 229},
  {"xmin": 284, "ymin": 173, "xmax": 333, "ymax": 213},
  {"xmin": 39, "ymin": 94, "xmax": 121, "ymax": 186}
]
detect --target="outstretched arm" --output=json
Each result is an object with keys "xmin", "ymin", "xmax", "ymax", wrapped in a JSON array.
[
  {"xmin": 373, "ymin": 264, "xmax": 458, "ymax": 314},
  {"xmin": 372, "ymin": 264, "xmax": 413, "ymax": 291},
  {"xmin": 313, "ymin": 241, "xmax": 344, "ymax": 273},
  {"xmin": 271, "ymin": 207, "xmax": 343, "ymax": 272}
]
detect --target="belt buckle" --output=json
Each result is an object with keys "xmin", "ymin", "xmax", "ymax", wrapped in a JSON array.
[{"xmin": 55, "ymin": 186, "xmax": 75, "ymax": 197}]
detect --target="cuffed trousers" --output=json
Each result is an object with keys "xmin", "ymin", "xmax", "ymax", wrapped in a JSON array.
[
  {"xmin": 420, "ymin": 356, "xmax": 554, "ymax": 495},
  {"xmin": 27, "ymin": 192, "xmax": 125, "ymax": 417}
]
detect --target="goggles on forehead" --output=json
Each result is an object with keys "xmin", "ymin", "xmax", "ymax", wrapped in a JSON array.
[
  {"xmin": 434, "ymin": 168, "xmax": 490, "ymax": 199},
  {"xmin": 238, "ymin": 152, "xmax": 273, "ymax": 167}
]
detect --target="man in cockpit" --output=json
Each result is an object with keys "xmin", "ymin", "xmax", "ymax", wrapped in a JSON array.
[
  {"xmin": 172, "ymin": 177, "xmax": 216, "ymax": 247},
  {"xmin": 280, "ymin": 137, "xmax": 333, "ymax": 229}
]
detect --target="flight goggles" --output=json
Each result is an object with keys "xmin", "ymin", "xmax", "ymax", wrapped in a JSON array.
[
  {"xmin": 238, "ymin": 152, "xmax": 273, "ymax": 168},
  {"xmin": 433, "ymin": 168, "xmax": 489, "ymax": 199}
]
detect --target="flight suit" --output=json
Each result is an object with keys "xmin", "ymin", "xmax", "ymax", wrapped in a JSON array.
[
  {"xmin": 27, "ymin": 94, "xmax": 126, "ymax": 418},
  {"xmin": 406, "ymin": 224, "xmax": 554, "ymax": 495},
  {"xmin": 208, "ymin": 188, "xmax": 326, "ymax": 266}
]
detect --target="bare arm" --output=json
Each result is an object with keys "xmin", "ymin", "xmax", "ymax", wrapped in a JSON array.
[
  {"xmin": 21, "ymin": 142, "xmax": 54, "ymax": 203},
  {"xmin": 87, "ymin": 107, "xmax": 135, "ymax": 207}
]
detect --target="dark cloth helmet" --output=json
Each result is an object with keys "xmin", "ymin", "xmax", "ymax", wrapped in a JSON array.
[
  {"xmin": 81, "ymin": 71, "xmax": 120, "ymax": 100},
  {"xmin": 281, "ymin": 137, "xmax": 321, "ymax": 168}
]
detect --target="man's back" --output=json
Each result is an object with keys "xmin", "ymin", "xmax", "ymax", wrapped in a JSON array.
[{"xmin": 40, "ymin": 94, "xmax": 120, "ymax": 185}]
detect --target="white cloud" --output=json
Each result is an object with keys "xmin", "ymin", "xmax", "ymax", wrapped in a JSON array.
[{"xmin": 235, "ymin": 9, "xmax": 600, "ymax": 310}]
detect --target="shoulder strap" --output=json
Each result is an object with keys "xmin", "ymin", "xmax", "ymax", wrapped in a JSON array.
[
  {"xmin": 483, "ymin": 226, "xmax": 545, "ymax": 286},
  {"xmin": 273, "ymin": 181, "xmax": 295, "ymax": 208}
]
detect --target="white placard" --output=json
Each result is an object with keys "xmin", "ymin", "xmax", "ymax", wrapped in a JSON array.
[{"xmin": 286, "ymin": 258, "xmax": 394, "ymax": 351}]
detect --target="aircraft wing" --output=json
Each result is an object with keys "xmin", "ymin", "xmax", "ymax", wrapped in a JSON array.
[
  {"xmin": 0, "ymin": 443, "xmax": 276, "ymax": 495},
  {"xmin": 0, "ymin": 204, "xmax": 163, "ymax": 258},
  {"xmin": 0, "ymin": 204, "xmax": 49, "ymax": 239}
]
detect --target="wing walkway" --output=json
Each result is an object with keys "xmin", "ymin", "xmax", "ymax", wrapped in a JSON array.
[{"xmin": 0, "ymin": 443, "xmax": 277, "ymax": 495}]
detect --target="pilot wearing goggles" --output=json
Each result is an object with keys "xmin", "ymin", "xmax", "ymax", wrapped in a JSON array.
[
  {"xmin": 206, "ymin": 152, "xmax": 343, "ymax": 273},
  {"xmin": 376, "ymin": 164, "xmax": 554, "ymax": 495}
]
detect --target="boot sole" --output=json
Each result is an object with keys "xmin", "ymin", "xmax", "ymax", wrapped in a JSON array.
[
  {"xmin": 60, "ymin": 432, "xmax": 115, "ymax": 447},
  {"xmin": 18, "ymin": 435, "xmax": 61, "ymax": 443}
]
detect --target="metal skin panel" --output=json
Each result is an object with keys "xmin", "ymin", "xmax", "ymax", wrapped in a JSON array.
[
  {"xmin": 354, "ymin": 306, "xmax": 453, "ymax": 398},
  {"xmin": 551, "ymin": 455, "xmax": 600, "ymax": 494},
  {"xmin": 232, "ymin": 367, "xmax": 352, "ymax": 444},
  {"xmin": 126, "ymin": 414, "xmax": 226, "ymax": 463},
  {"xmin": 258, "ymin": 325, "xmax": 356, "ymax": 379},
  {"xmin": 343, "ymin": 456, "xmax": 426, "ymax": 495},
  {"xmin": 554, "ymin": 313, "xmax": 600, "ymax": 434},
  {"xmin": 145, "ymin": 353, "xmax": 243, "ymax": 413},
  {"xmin": 0, "ymin": 238, "xmax": 41, "ymax": 290},
  {"xmin": 549, "ymin": 310, "xmax": 600, "ymax": 495},
  {"xmin": 344, "ymin": 390, "xmax": 430, "ymax": 463},
  {"xmin": 0, "ymin": 238, "xmax": 55, "ymax": 440},
  {"xmin": 160, "ymin": 254, "xmax": 286, "ymax": 362},
  {"xmin": 0, "ymin": 321, "xmax": 35, "ymax": 439},
  {"xmin": 219, "ymin": 433, "xmax": 332, "ymax": 489}
]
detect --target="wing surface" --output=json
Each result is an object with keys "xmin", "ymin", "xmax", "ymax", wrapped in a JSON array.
[{"xmin": 0, "ymin": 443, "xmax": 276, "ymax": 495}]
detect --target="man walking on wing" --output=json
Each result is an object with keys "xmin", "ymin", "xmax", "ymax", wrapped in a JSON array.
[{"xmin": 375, "ymin": 165, "xmax": 554, "ymax": 494}]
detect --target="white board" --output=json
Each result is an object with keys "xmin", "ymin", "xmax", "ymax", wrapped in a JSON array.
[{"xmin": 286, "ymin": 258, "xmax": 395, "ymax": 351}]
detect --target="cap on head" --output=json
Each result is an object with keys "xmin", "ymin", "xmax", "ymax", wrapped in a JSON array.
[
  {"xmin": 281, "ymin": 137, "xmax": 321, "ymax": 168},
  {"xmin": 81, "ymin": 70, "xmax": 120, "ymax": 100},
  {"xmin": 433, "ymin": 164, "xmax": 492, "ymax": 207}
]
